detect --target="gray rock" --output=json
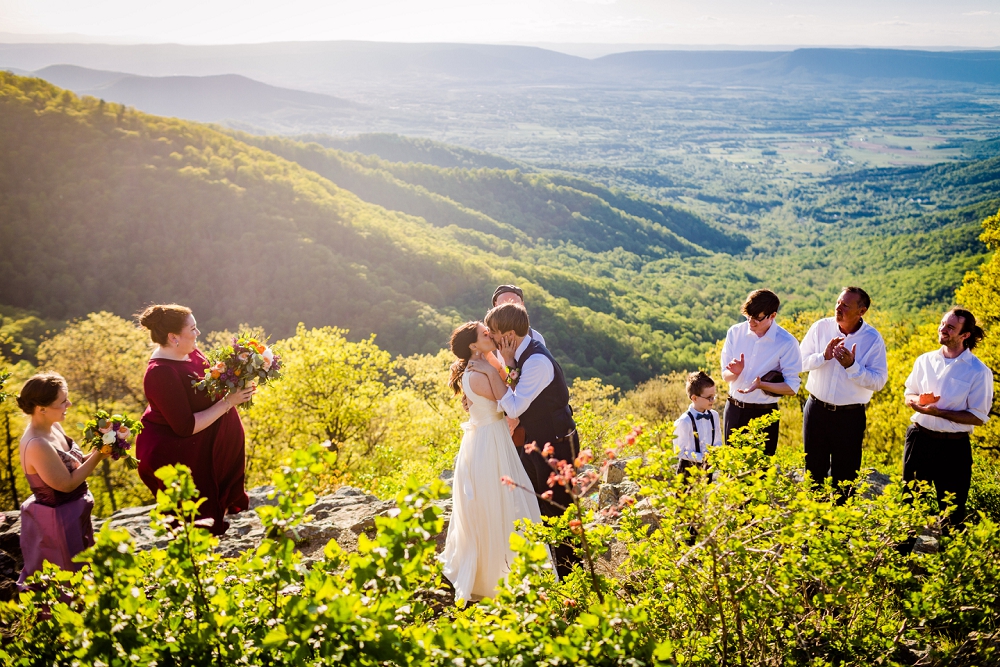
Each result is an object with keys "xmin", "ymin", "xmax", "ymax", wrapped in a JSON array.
[
  {"xmin": 0, "ymin": 485, "xmax": 453, "ymax": 595},
  {"xmin": 439, "ymin": 469, "xmax": 454, "ymax": 487}
]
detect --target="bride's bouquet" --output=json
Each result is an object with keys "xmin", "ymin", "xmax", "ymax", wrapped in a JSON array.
[
  {"xmin": 192, "ymin": 332, "xmax": 282, "ymax": 407},
  {"xmin": 82, "ymin": 410, "xmax": 142, "ymax": 469}
]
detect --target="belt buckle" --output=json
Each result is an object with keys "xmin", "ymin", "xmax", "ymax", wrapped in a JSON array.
[{"xmin": 827, "ymin": 402, "xmax": 837, "ymax": 412}]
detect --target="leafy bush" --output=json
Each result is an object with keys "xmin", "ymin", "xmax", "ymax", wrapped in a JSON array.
[{"xmin": 4, "ymin": 421, "xmax": 1000, "ymax": 666}]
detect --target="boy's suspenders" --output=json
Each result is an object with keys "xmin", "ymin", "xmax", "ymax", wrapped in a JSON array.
[{"xmin": 685, "ymin": 411, "xmax": 715, "ymax": 454}]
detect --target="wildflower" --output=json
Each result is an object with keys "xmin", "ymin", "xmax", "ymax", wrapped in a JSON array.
[
  {"xmin": 604, "ymin": 449, "xmax": 617, "ymax": 460},
  {"xmin": 542, "ymin": 443, "xmax": 554, "ymax": 457},
  {"xmin": 619, "ymin": 496, "xmax": 636, "ymax": 506},
  {"xmin": 568, "ymin": 519, "xmax": 583, "ymax": 534},
  {"xmin": 524, "ymin": 441, "xmax": 539, "ymax": 454},
  {"xmin": 540, "ymin": 490, "xmax": 554, "ymax": 501},
  {"xmin": 500, "ymin": 475, "xmax": 515, "ymax": 488}
]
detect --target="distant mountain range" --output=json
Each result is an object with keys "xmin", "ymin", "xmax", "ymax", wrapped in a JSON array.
[
  {"xmin": 2, "ymin": 43, "xmax": 999, "ymax": 95},
  {"xmin": 20, "ymin": 64, "xmax": 359, "ymax": 122}
]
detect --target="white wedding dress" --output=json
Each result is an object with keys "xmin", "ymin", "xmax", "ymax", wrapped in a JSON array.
[{"xmin": 440, "ymin": 370, "xmax": 544, "ymax": 602}]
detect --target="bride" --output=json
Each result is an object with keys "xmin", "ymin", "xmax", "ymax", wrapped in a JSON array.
[{"xmin": 440, "ymin": 321, "xmax": 545, "ymax": 602}]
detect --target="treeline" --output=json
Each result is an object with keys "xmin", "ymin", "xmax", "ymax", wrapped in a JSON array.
[
  {"xmin": 2, "ymin": 204, "xmax": 998, "ymax": 520},
  {"xmin": 2, "ymin": 72, "xmax": 998, "ymax": 389}
]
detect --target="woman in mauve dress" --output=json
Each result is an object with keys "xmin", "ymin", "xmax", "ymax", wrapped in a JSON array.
[
  {"xmin": 134, "ymin": 304, "xmax": 255, "ymax": 535},
  {"xmin": 17, "ymin": 372, "xmax": 110, "ymax": 589}
]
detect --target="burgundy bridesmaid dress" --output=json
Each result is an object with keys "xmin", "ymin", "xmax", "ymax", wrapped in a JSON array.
[
  {"xmin": 135, "ymin": 349, "xmax": 249, "ymax": 535},
  {"xmin": 18, "ymin": 435, "xmax": 95, "ymax": 589}
]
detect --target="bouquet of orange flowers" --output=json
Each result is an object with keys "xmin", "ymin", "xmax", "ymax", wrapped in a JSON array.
[
  {"xmin": 82, "ymin": 410, "xmax": 142, "ymax": 469},
  {"xmin": 192, "ymin": 332, "xmax": 282, "ymax": 407}
]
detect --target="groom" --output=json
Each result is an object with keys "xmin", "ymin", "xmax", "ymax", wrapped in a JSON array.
[{"xmin": 471, "ymin": 302, "xmax": 580, "ymax": 577}]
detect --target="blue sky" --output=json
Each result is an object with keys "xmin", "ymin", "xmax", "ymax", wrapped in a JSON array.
[{"xmin": 1, "ymin": 0, "xmax": 999, "ymax": 48}]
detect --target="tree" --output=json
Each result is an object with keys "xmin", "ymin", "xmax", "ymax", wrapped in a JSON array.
[
  {"xmin": 36, "ymin": 311, "xmax": 152, "ymax": 514},
  {"xmin": 243, "ymin": 325, "xmax": 397, "ymax": 483}
]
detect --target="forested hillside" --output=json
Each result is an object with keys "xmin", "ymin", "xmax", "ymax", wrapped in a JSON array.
[
  {"xmin": 0, "ymin": 73, "xmax": 745, "ymax": 386},
  {"xmin": 1, "ymin": 72, "xmax": 997, "ymax": 386}
]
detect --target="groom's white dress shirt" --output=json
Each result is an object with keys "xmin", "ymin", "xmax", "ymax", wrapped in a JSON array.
[
  {"xmin": 800, "ymin": 318, "xmax": 888, "ymax": 406},
  {"xmin": 498, "ymin": 334, "xmax": 554, "ymax": 419},
  {"xmin": 720, "ymin": 320, "xmax": 802, "ymax": 404}
]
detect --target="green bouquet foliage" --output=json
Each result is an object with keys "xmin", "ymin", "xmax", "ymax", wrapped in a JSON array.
[
  {"xmin": 80, "ymin": 409, "xmax": 142, "ymax": 470},
  {"xmin": 3, "ymin": 422, "xmax": 1000, "ymax": 666}
]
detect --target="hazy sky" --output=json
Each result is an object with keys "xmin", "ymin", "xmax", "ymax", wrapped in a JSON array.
[{"xmin": 2, "ymin": 0, "xmax": 999, "ymax": 48}]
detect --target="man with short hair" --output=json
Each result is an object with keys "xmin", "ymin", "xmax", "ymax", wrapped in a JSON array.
[
  {"xmin": 799, "ymin": 287, "xmax": 888, "ymax": 500},
  {"xmin": 470, "ymin": 302, "xmax": 579, "ymax": 577},
  {"xmin": 903, "ymin": 308, "xmax": 993, "ymax": 529},
  {"xmin": 492, "ymin": 284, "xmax": 546, "ymax": 347},
  {"xmin": 720, "ymin": 289, "xmax": 802, "ymax": 455}
]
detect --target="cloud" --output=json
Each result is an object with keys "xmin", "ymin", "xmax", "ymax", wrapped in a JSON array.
[{"xmin": 962, "ymin": 11, "xmax": 996, "ymax": 16}]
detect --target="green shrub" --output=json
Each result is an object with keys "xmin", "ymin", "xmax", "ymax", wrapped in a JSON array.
[{"xmin": 3, "ymin": 422, "xmax": 999, "ymax": 666}]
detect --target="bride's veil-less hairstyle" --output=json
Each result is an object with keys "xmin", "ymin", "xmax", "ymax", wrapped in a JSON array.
[{"xmin": 448, "ymin": 322, "xmax": 481, "ymax": 395}]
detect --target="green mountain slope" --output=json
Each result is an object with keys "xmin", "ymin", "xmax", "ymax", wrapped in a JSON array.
[
  {"xmin": 1, "ymin": 72, "xmax": 996, "ymax": 387},
  {"xmin": 0, "ymin": 73, "xmax": 737, "ymax": 386}
]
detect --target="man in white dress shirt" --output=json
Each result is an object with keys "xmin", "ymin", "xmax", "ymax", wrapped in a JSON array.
[
  {"xmin": 470, "ymin": 302, "xmax": 579, "ymax": 577},
  {"xmin": 799, "ymin": 287, "xmax": 888, "ymax": 500},
  {"xmin": 903, "ymin": 308, "xmax": 993, "ymax": 529},
  {"xmin": 720, "ymin": 289, "xmax": 802, "ymax": 455}
]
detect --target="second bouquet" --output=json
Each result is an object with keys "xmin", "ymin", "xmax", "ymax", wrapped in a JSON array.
[{"xmin": 192, "ymin": 332, "xmax": 283, "ymax": 407}]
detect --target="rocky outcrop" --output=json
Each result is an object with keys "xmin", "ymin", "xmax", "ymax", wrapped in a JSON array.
[
  {"xmin": 0, "ymin": 466, "xmax": 937, "ymax": 602},
  {"xmin": 0, "ymin": 485, "xmax": 452, "ymax": 601}
]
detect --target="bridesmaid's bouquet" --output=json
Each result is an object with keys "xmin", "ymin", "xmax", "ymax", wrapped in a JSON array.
[
  {"xmin": 192, "ymin": 332, "xmax": 282, "ymax": 407},
  {"xmin": 82, "ymin": 410, "xmax": 142, "ymax": 469}
]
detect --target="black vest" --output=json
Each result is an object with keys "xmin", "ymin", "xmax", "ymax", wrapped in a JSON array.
[{"xmin": 516, "ymin": 339, "xmax": 575, "ymax": 447}]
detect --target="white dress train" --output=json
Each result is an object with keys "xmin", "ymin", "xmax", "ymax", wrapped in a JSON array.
[{"xmin": 440, "ymin": 371, "xmax": 544, "ymax": 601}]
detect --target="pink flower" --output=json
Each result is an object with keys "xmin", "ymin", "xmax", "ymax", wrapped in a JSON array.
[
  {"xmin": 524, "ymin": 441, "xmax": 539, "ymax": 454},
  {"xmin": 238, "ymin": 351, "xmax": 250, "ymax": 362},
  {"xmin": 575, "ymin": 449, "xmax": 593, "ymax": 467},
  {"xmin": 500, "ymin": 475, "xmax": 515, "ymax": 488},
  {"xmin": 547, "ymin": 472, "xmax": 560, "ymax": 488},
  {"xmin": 540, "ymin": 490, "xmax": 554, "ymax": 501},
  {"xmin": 625, "ymin": 434, "xmax": 636, "ymax": 446},
  {"xmin": 619, "ymin": 496, "xmax": 636, "ymax": 506},
  {"xmin": 541, "ymin": 443, "xmax": 554, "ymax": 457},
  {"xmin": 604, "ymin": 449, "xmax": 617, "ymax": 460}
]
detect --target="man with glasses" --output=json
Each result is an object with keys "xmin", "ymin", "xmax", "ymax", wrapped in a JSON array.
[
  {"xmin": 799, "ymin": 287, "xmax": 888, "ymax": 501},
  {"xmin": 720, "ymin": 289, "xmax": 802, "ymax": 455}
]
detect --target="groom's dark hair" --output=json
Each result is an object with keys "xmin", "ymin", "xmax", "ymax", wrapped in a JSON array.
[{"xmin": 485, "ymin": 303, "xmax": 530, "ymax": 337}]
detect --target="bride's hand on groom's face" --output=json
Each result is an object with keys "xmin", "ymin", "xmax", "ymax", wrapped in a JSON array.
[{"xmin": 496, "ymin": 333, "xmax": 518, "ymax": 365}]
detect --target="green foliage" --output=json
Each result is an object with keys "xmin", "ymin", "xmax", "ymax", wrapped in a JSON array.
[
  {"xmin": 5, "ymin": 425, "xmax": 1000, "ymax": 666},
  {"xmin": 243, "ymin": 324, "xmax": 399, "ymax": 482}
]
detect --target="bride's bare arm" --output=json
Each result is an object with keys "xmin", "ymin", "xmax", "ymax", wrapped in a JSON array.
[{"xmin": 467, "ymin": 370, "xmax": 506, "ymax": 401}]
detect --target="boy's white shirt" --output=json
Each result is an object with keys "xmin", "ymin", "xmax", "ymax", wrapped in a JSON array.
[{"xmin": 672, "ymin": 404, "xmax": 723, "ymax": 462}]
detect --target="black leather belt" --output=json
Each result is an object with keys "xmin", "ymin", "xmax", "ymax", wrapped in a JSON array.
[
  {"xmin": 808, "ymin": 395, "xmax": 865, "ymax": 412},
  {"xmin": 913, "ymin": 423, "xmax": 969, "ymax": 440},
  {"xmin": 727, "ymin": 397, "xmax": 776, "ymax": 410}
]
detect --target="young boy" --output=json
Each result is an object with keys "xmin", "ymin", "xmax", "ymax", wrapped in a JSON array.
[{"xmin": 673, "ymin": 371, "xmax": 723, "ymax": 476}]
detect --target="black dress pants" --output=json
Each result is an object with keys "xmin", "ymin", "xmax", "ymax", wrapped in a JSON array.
[
  {"xmin": 903, "ymin": 424, "xmax": 972, "ymax": 529},
  {"xmin": 723, "ymin": 399, "xmax": 780, "ymax": 456},
  {"xmin": 803, "ymin": 397, "xmax": 866, "ymax": 502},
  {"xmin": 518, "ymin": 429, "xmax": 581, "ymax": 579}
]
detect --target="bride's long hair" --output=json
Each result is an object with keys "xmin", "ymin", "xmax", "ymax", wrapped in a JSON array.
[{"xmin": 448, "ymin": 321, "xmax": 481, "ymax": 395}]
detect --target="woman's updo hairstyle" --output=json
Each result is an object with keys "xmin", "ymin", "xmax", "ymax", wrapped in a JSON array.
[
  {"xmin": 137, "ymin": 303, "xmax": 192, "ymax": 346},
  {"xmin": 17, "ymin": 372, "xmax": 68, "ymax": 415},
  {"xmin": 448, "ymin": 321, "xmax": 480, "ymax": 395}
]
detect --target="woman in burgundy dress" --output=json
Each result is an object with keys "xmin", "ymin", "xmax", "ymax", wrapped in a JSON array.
[
  {"xmin": 18, "ymin": 372, "xmax": 110, "ymax": 588},
  {"xmin": 135, "ymin": 304, "xmax": 255, "ymax": 535}
]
